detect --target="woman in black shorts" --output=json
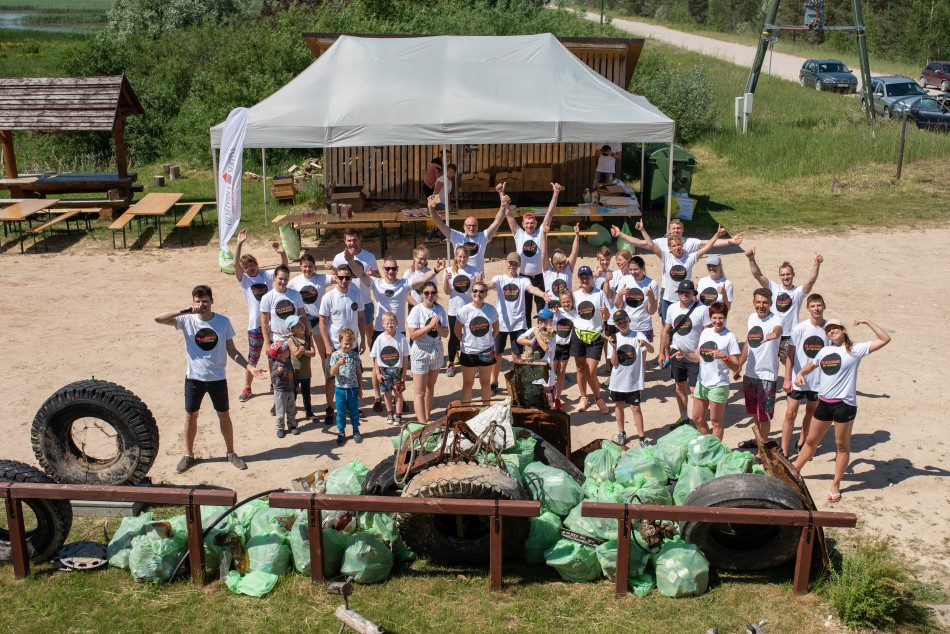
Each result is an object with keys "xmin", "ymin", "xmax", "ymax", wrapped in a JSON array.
[
  {"xmin": 792, "ymin": 317, "xmax": 891, "ymax": 503},
  {"xmin": 571, "ymin": 266, "xmax": 610, "ymax": 414},
  {"xmin": 454, "ymin": 281, "xmax": 500, "ymax": 406}
]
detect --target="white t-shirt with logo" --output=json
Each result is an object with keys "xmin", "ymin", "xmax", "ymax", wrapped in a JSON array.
[
  {"xmin": 407, "ymin": 302, "xmax": 447, "ymax": 344},
  {"xmin": 768, "ymin": 281, "xmax": 805, "ymax": 335},
  {"xmin": 543, "ymin": 267, "xmax": 573, "ymax": 309},
  {"xmin": 449, "ymin": 229, "xmax": 489, "ymax": 274},
  {"xmin": 446, "ymin": 265, "xmax": 477, "ymax": 316},
  {"xmin": 743, "ymin": 311, "xmax": 783, "ymax": 381},
  {"xmin": 619, "ymin": 274, "xmax": 659, "ymax": 333},
  {"xmin": 697, "ymin": 327, "xmax": 741, "ymax": 388},
  {"xmin": 661, "ymin": 251, "xmax": 699, "ymax": 302},
  {"xmin": 237, "ymin": 270, "xmax": 274, "ymax": 330},
  {"xmin": 609, "ymin": 331, "xmax": 648, "ymax": 393},
  {"xmin": 370, "ymin": 331, "xmax": 410, "ymax": 370},
  {"xmin": 403, "ymin": 267, "xmax": 431, "ymax": 304},
  {"xmin": 288, "ymin": 273, "xmax": 333, "ymax": 321},
  {"xmin": 457, "ymin": 303, "xmax": 498, "ymax": 354},
  {"xmin": 657, "ymin": 237, "xmax": 701, "ymax": 255},
  {"xmin": 370, "ymin": 277, "xmax": 411, "ymax": 332},
  {"xmin": 176, "ymin": 313, "xmax": 235, "ymax": 382},
  {"xmin": 318, "ymin": 286, "xmax": 362, "ymax": 351},
  {"xmin": 605, "ymin": 270, "xmax": 628, "ymax": 325},
  {"xmin": 553, "ymin": 307, "xmax": 577, "ymax": 347},
  {"xmin": 665, "ymin": 301, "xmax": 710, "ymax": 353},
  {"xmin": 514, "ymin": 226, "xmax": 545, "ymax": 276},
  {"xmin": 521, "ymin": 326, "xmax": 556, "ymax": 387},
  {"xmin": 260, "ymin": 288, "xmax": 304, "ymax": 341},
  {"xmin": 696, "ymin": 275, "xmax": 734, "ymax": 307},
  {"xmin": 813, "ymin": 342, "xmax": 871, "ymax": 406},
  {"xmin": 791, "ymin": 320, "xmax": 830, "ymax": 392},
  {"xmin": 492, "ymin": 274, "xmax": 531, "ymax": 332},
  {"xmin": 333, "ymin": 249, "xmax": 379, "ymax": 305},
  {"xmin": 572, "ymin": 288, "xmax": 608, "ymax": 332}
]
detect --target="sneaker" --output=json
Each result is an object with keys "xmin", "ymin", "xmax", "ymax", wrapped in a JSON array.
[
  {"xmin": 353, "ymin": 431, "xmax": 363, "ymax": 444},
  {"xmin": 639, "ymin": 436, "xmax": 653, "ymax": 447},
  {"xmin": 276, "ymin": 428, "xmax": 286, "ymax": 439},
  {"xmin": 386, "ymin": 413, "xmax": 395, "ymax": 425},
  {"xmin": 359, "ymin": 410, "xmax": 367, "ymax": 420},
  {"xmin": 289, "ymin": 426, "xmax": 300, "ymax": 436},
  {"xmin": 175, "ymin": 455, "xmax": 195, "ymax": 474},
  {"xmin": 373, "ymin": 397, "xmax": 384, "ymax": 413},
  {"xmin": 270, "ymin": 405, "xmax": 276, "ymax": 416},
  {"xmin": 238, "ymin": 388, "xmax": 252, "ymax": 403},
  {"xmin": 446, "ymin": 363, "xmax": 456, "ymax": 378},
  {"xmin": 554, "ymin": 397, "xmax": 563, "ymax": 410},
  {"xmin": 616, "ymin": 432, "xmax": 627, "ymax": 446},
  {"xmin": 324, "ymin": 408, "xmax": 334, "ymax": 425},
  {"xmin": 227, "ymin": 453, "xmax": 247, "ymax": 470},
  {"xmin": 669, "ymin": 416, "xmax": 690, "ymax": 430},
  {"xmin": 490, "ymin": 382, "xmax": 499, "ymax": 396},
  {"xmin": 336, "ymin": 433, "xmax": 346, "ymax": 447},
  {"xmin": 395, "ymin": 414, "xmax": 403, "ymax": 426}
]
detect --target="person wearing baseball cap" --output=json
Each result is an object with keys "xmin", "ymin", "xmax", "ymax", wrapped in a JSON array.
[
  {"xmin": 792, "ymin": 316, "xmax": 891, "ymax": 503},
  {"xmin": 517, "ymin": 308, "xmax": 557, "ymax": 406},
  {"xmin": 571, "ymin": 264, "xmax": 611, "ymax": 414},
  {"xmin": 606, "ymin": 309, "xmax": 654, "ymax": 446},
  {"xmin": 660, "ymin": 278, "xmax": 712, "ymax": 429},
  {"xmin": 696, "ymin": 254, "xmax": 734, "ymax": 313}
]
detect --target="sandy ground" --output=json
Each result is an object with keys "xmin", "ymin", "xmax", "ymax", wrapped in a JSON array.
[{"xmin": 0, "ymin": 225, "xmax": 948, "ymax": 580}]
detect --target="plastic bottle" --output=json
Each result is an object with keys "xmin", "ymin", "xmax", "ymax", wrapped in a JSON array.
[{"xmin": 583, "ymin": 188, "xmax": 591, "ymax": 204}]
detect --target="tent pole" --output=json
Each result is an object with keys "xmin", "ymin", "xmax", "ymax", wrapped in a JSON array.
[
  {"xmin": 639, "ymin": 143, "xmax": 646, "ymax": 212},
  {"xmin": 262, "ymin": 148, "xmax": 268, "ymax": 224},
  {"xmin": 666, "ymin": 139, "xmax": 674, "ymax": 234},
  {"xmin": 443, "ymin": 145, "xmax": 451, "ymax": 262},
  {"xmin": 211, "ymin": 147, "xmax": 219, "ymax": 203}
]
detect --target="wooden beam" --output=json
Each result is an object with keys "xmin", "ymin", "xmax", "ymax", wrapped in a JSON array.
[
  {"xmin": 0, "ymin": 129, "xmax": 18, "ymax": 179},
  {"xmin": 113, "ymin": 117, "xmax": 128, "ymax": 178}
]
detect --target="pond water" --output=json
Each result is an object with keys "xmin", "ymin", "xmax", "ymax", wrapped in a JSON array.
[{"xmin": 0, "ymin": 10, "xmax": 98, "ymax": 33}]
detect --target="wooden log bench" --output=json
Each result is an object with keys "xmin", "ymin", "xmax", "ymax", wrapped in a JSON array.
[{"xmin": 171, "ymin": 201, "xmax": 214, "ymax": 246}]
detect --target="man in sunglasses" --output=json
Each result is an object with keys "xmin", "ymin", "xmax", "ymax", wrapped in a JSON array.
[
  {"xmin": 332, "ymin": 228, "xmax": 379, "ymax": 346},
  {"xmin": 318, "ymin": 263, "xmax": 367, "ymax": 426},
  {"xmin": 426, "ymin": 191, "xmax": 506, "ymax": 274}
]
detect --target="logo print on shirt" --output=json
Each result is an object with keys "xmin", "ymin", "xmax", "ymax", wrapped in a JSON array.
[
  {"xmin": 617, "ymin": 344, "xmax": 637, "ymax": 367},
  {"xmin": 275, "ymin": 299, "xmax": 295, "ymax": 319},
  {"xmin": 820, "ymin": 353, "xmax": 841, "ymax": 375},
  {"xmin": 577, "ymin": 301, "xmax": 595, "ymax": 320},
  {"xmin": 673, "ymin": 315, "xmax": 693, "ymax": 335},
  {"xmin": 522, "ymin": 239, "xmax": 538, "ymax": 257},
  {"xmin": 555, "ymin": 318, "xmax": 573, "ymax": 338},
  {"xmin": 747, "ymin": 325, "xmax": 764, "ymax": 348},
  {"xmin": 469, "ymin": 315, "xmax": 491, "ymax": 337},
  {"xmin": 251, "ymin": 283, "xmax": 268, "ymax": 301},
  {"xmin": 194, "ymin": 327, "xmax": 219, "ymax": 352},
  {"xmin": 384, "ymin": 288, "xmax": 395, "ymax": 298},
  {"xmin": 463, "ymin": 241, "xmax": 479, "ymax": 257},
  {"xmin": 380, "ymin": 345, "xmax": 400, "ymax": 367},
  {"xmin": 670, "ymin": 264, "xmax": 687, "ymax": 282},
  {"xmin": 699, "ymin": 342, "xmax": 719, "ymax": 363},
  {"xmin": 699, "ymin": 287, "xmax": 718, "ymax": 306},
  {"xmin": 776, "ymin": 293, "xmax": 793, "ymax": 313},
  {"xmin": 350, "ymin": 302, "xmax": 359, "ymax": 312},
  {"xmin": 453, "ymin": 275, "xmax": 471, "ymax": 294},
  {"xmin": 549, "ymin": 279, "xmax": 567, "ymax": 308},
  {"xmin": 625, "ymin": 287, "xmax": 645, "ymax": 308},
  {"xmin": 502, "ymin": 283, "xmax": 520, "ymax": 302},
  {"xmin": 299, "ymin": 285, "xmax": 318, "ymax": 304},
  {"xmin": 803, "ymin": 335, "xmax": 825, "ymax": 359}
]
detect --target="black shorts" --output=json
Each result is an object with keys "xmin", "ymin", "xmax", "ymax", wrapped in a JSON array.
[
  {"xmin": 670, "ymin": 356, "xmax": 699, "ymax": 387},
  {"xmin": 554, "ymin": 343, "xmax": 571, "ymax": 361},
  {"xmin": 611, "ymin": 390, "xmax": 642, "ymax": 405},
  {"xmin": 789, "ymin": 389, "xmax": 819, "ymax": 402},
  {"xmin": 184, "ymin": 378, "xmax": 229, "ymax": 414},
  {"xmin": 494, "ymin": 329, "xmax": 526, "ymax": 356},
  {"xmin": 814, "ymin": 400, "xmax": 857, "ymax": 423},
  {"xmin": 570, "ymin": 333, "xmax": 604, "ymax": 359},
  {"xmin": 460, "ymin": 349, "xmax": 497, "ymax": 368}
]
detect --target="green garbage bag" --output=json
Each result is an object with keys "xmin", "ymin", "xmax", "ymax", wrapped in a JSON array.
[
  {"xmin": 107, "ymin": 512, "xmax": 155, "ymax": 569},
  {"xmin": 129, "ymin": 527, "xmax": 188, "ymax": 583},
  {"xmin": 544, "ymin": 539, "xmax": 601, "ymax": 583},
  {"xmin": 629, "ymin": 569, "xmax": 656, "ymax": 597},
  {"xmin": 233, "ymin": 498, "xmax": 269, "ymax": 532},
  {"xmin": 225, "ymin": 569, "xmax": 279, "ymax": 597},
  {"xmin": 654, "ymin": 539, "xmax": 709, "ymax": 597},
  {"xmin": 656, "ymin": 424, "xmax": 701, "ymax": 449},
  {"xmin": 751, "ymin": 463, "xmax": 766, "ymax": 475},
  {"xmin": 583, "ymin": 480, "xmax": 626, "ymax": 504},
  {"xmin": 326, "ymin": 459, "xmax": 370, "ymax": 495},
  {"xmin": 501, "ymin": 459, "xmax": 524, "ymax": 486},
  {"xmin": 523, "ymin": 462, "xmax": 584, "ymax": 517},
  {"xmin": 288, "ymin": 514, "xmax": 348, "ymax": 577},
  {"xmin": 201, "ymin": 506, "xmax": 240, "ymax": 572},
  {"xmin": 392, "ymin": 423, "xmax": 426, "ymax": 451},
  {"xmin": 523, "ymin": 511, "xmax": 564, "ymax": 564},
  {"xmin": 278, "ymin": 224, "xmax": 301, "ymax": 260},
  {"xmin": 501, "ymin": 431, "xmax": 537, "ymax": 474},
  {"xmin": 595, "ymin": 538, "xmax": 651, "ymax": 582},
  {"xmin": 564, "ymin": 502, "xmax": 615, "ymax": 541},
  {"xmin": 219, "ymin": 249, "xmax": 235, "ymax": 275},
  {"xmin": 556, "ymin": 224, "xmax": 575, "ymax": 244},
  {"xmin": 620, "ymin": 474, "xmax": 673, "ymax": 507},
  {"xmin": 615, "ymin": 221, "xmax": 635, "ymax": 254},
  {"xmin": 360, "ymin": 512, "xmax": 397, "ymax": 543},
  {"xmin": 673, "ymin": 464, "xmax": 715, "ymax": 505},
  {"xmin": 391, "ymin": 537, "xmax": 416, "ymax": 563},
  {"xmin": 583, "ymin": 441, "xmax": 623, "ymax": 483},
  {"xmin": 586, "ymin": 223, "xmax": 611, "ymax": 247},
  {"xmin": 716, "ymin": 450, "xmax": 755, "ymax": 476},
  {"xmin": 341, "ymin": 530, "xmax": 394, "ymax": 584},
  {"xmin": 652, "ymin": 440, "xmax": 689, "ymax": 480},
  {"xmin": 246, "ymin": 507, "xmax": 295, "ymax": 575},
  {"xmin": 615, "ymin": 445, "xmax": 667, "ymax": 486},
  {"xmin": 686, "ymin": 435, "xmax": 729, "ymax": 470}
]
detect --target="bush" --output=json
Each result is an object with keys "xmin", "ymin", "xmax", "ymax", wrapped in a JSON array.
[{"xmin": 629, "ymin": 51, "xmax": 713, "ymax": 143}]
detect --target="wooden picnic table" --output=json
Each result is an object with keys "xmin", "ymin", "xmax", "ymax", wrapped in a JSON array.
[
  {"xmin": 0, "ymin": 198, "xmax": 60, "ymax": 253},
  {"xmin": 273, "ymin": 210, "xmax": 400, "ymax": 254},
  {"xmin": 108, "ymin": 192, "xmax": 183, "ymax": 249}
]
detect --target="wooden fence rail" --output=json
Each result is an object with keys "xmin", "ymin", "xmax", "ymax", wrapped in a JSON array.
[{"xmin": 582, "ymin": 502, "xmax": 857, "ymax": 597}]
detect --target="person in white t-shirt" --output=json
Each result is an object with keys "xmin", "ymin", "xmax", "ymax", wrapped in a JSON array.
[
  {"xmin": 406, "ymin": 280, "xmax": 449, "ymax": 425},
  {"xmin": 403, "ymin": 246, "xmax": 431, "ymax": 308},
  {"xmin": 696, "ymin": 254, "xmax": 734, "ymax": 312},
  {"xmin": 517, "ymin": 308, "xmax": 557, "ymax": 406},
  {"xmin": 540, "ymin": 223, "xmax": 580, "ymax": 310},
  {"xmin": 607, "ymin": 310, "xmax": 654, "ymax": 447},
  {"xmin": 571, "ymin": 266, "xmax": 611, "ymax": 414},
  {"xmin": 443, "ymin": 245, "xmax": 481, "ymax": 378},
  {"xmin": 551, "ymin": 290, "xmax": 577, "ymax": 411},
  {"xmin": 611, "ymin": 217, "xmax": 743, "ymax": 260},
  {"xmin": 260, "ymin": 265, "xmax": 308, "ymax": 351},
  {"xmin": 592, "ymin": 144, "xmax": 617, "ymax": 188},
  {"xmin": 746, "ymin": 246, "xmax": 824, "ymax": 367},
  {"xmin": 370, "ymin": 312, "xmax": 411, "ymax": 426},
  {"xmin": 503, "ymin": 181, "xmax": 561, "ymax": 321},
  {"xmin": 614, "ymin": 255, "xmax": 659, "ymax": 342},
  {"xmin": 734, "ymin": 288, "xmax": 784, "ymax": 450},
  {"xmin": 454, "ymin": 281, "xmax": 500, "ymax": 407},
  {"xmin": 433, "ymin": 163, "xmax": 457, "ymax": 210},
  {"xmin": 333, "ymin": 228, "xmax": 379, "ymax": 345},
  {"xmin": 155, "ymin": 285, "xmax": 265, "ymax": 474},
  {"xmin": 233, "ymin": 228, "xmax": 288, "ymax": 402},
  {"xmin": 289, "ymin": 253, "xmax": 334, "ymax": 414},
  {"xmin": 792, "ymin": 317, "xmax": 891, "ymax": 503},
  {"xmin": 660, "ymin": 280, "xmax": 711, "ymax": 428},
  {"xmin": 781, "ymin": 293, "xmax": 829, "ymax": 457},
  {"xmin": 427, "ymin": 191, "xmax": 506, "ymax": 275},
  {"xmin": 318, "ymin": 264, "xmax": 367, "ymax": 427}
]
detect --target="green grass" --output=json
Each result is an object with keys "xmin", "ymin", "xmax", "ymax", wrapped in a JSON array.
[
  {"xmin": 0, "ymin": 28, "xmax": 91, "ymax": 76},
  {"xmin": 0, "ymin": 0, "xmax": 111, "ymax": 11}
]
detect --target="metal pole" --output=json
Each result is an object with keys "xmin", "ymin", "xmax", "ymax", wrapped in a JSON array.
[
  {"xmin": 896, "ymin": 114, "xmax": 908, "ymax": 179},
  {"xmin": 211, "ymin": 148, "xmax": 219, "ymax": 202},
  {"xmin": 262, "ymin": 148, "xmax": 268, "ymax": 223},
  {"xmin": 443, "ymin": 145, "xmax": 450, "ymax": 262},
  {"xmin": 745, "ymin": 0, "xmax": 782, "ymax": 95},
  {"xmin": 639, "ymin": 143, "xmax": 646, "ymax": 212},
  {"xmin": 852, "ymin": 0, "xmax": 876, "ymax": 127},
  {"xmin": 666, "ymin": 139, "xmax": 674, "ymax": 233}
]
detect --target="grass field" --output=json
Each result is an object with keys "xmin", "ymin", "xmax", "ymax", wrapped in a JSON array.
[{"xmin": 0, "ymin": 0, "xmax": 111, "ymax": 11}]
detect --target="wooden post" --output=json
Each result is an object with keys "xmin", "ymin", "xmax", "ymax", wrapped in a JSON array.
[
  {"xmin": 307, "ymin": 499, "xmax": 326, "ymax": 584},
  {"xmin": 0, "ymin": 129, "xmax": 19, "ymax": 195},
  {"xmin": 489, "ymin": 512, "xmax": 503, "ymax": 592},
  {"xmin": 153, "ymin": 175, "xmax": 165, "ymax": 187},
  {"xmin": 3, "ymin": 492, "xmax": 29, "ymax": 579},
  {"xmin": 614, "ymin": 505, "xmax": 631, "ymax": 597},
  {"xmin": 793, "ymin": 524, "xmax": 816, "ymax": 595},
  {"xmin": 185, "ymin": 495, "xmax": 206, "ymax": 582},
  {"xmin": 113, "ymin": 118, "xmax": 128, "ymax": 178},
  {"xmin": 163, "ymin": 163, "xmax": 172, "ymax": 176}
]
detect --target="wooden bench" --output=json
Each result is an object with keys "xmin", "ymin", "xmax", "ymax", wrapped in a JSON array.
[
  {"xmin": 108, "ymin": 212, "xmax": 136, "ymax": 249},
  {"xmin": 25, "ymin": 208, "xmax": 101, "ymax": 251},
  {"xmin": 171, "ymin": 201, "xmax": 213, "ymax": 246}
]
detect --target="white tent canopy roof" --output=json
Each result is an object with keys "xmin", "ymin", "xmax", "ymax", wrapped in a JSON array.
[{"xmin": 209, "ymin": 33, "xmax": 674, "ymax": 148}]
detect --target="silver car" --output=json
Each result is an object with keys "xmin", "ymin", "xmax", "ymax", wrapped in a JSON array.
[{"xmin": 861, "ymin": 76, "xmax": 927, "ymax": 119}]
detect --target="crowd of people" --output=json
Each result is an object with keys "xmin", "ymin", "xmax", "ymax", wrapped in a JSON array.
[{"xmin": 158, "ymin": 183, "xmax": 890, "ymax": 503}]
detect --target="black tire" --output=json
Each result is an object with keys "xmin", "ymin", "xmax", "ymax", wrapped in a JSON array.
[
  {"xmin": 941, "ymin": 80, "xmax": 949, "ymax": 92},
  {"xmin": 883, "ymin": 106, "xmax": 891, "ymax": 119},
  {"xmin": 31, "ymin": 380, "xmax": 159, "ymax": 485},
  {"xmin": 799, "ymin": 76, "xmax": 806, "ymax": 88},
  {"xmin": 396, "ymin": 462, "xmax": 529, "ymax": 565},
  {"xmin": 361, "ymin": 454, "xmax": 402, "ymax": 496},
  {"xmin": 533, "ymin": 438, "xmax": 586, "ymax": 485},
  {"xmin": 679, "ymin": 474, "xmax": 804, "ymax": 572},
  {"xmin": 0, "ymin": 460, "xmax": 72, "ymax": 562}
]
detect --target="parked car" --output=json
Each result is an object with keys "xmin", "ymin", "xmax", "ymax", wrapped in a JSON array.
[
  {"xmin": 799, "ymin": 59, "xmax": 858, "ymax": 93},
  {"xmin": 920, "ymin": 61, "xmax": 950, "ymax": 92},
  {"xmin": 860, "ymin": 76, "xmax": 927, "ymax": 118},
  {"xmin": 907, "ymin": 94, "xmax": 950, "ymax": 131}
]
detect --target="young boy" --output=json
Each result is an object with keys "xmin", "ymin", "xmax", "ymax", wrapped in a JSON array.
[
  {"xmin": 517, "ymin": 308, "xmax": 557, "ymax": 406},
  {"xmin": 268, "ymin": 341, "xmax": 297, "ymax": 438},
  {"xmin": 286, "ymin": 315, "xmax": 317, "ymax": 424},
  {"xmin": 607, "ymin": 310, "xmax": 654, "ymax": 447},
  {"xmin": 329, "ymin": 328, "xmax": 363, "ymax": 445},
  {"xmin": 370, "ymin": 312, "xmax": 411, "ymax": 425}
]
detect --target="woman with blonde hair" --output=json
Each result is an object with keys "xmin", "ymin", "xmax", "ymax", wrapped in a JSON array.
[
  {"xmin": 443, "ymin": 245, "xmax": 479, "ymax": 378},
  {"xmin": 541, "ymin": 223, "xmax": 580, "ymax": 309},
  {"xmin": 403, "ymin": 246, "xmax": 431, "ymax": 308}
]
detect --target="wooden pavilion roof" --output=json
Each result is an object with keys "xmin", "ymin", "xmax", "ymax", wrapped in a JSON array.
[{"xmin": 0, "ymin": 75, "xmax": 144, "ymax": 132}]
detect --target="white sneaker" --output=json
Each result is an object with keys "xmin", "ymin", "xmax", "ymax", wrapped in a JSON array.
[{"xmin": 386, "ymin": 413, "xmax": 395, "ymax": 425}]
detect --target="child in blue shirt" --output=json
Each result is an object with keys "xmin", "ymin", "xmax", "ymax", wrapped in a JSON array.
[{"xmin": 329, "ymin": 328, "xmax": 363, "ymax": 446}]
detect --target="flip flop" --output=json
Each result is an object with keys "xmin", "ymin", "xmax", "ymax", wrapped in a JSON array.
[{"xmin": 827, "ymin": 491, "xmax": 842, "ymax": 503}]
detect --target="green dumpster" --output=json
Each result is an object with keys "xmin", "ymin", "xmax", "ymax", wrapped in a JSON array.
[{"xmin": 642, "ymin": 146, "xmax": 697, "ymax": 210}]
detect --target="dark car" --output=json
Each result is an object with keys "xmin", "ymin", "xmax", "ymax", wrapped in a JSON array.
[
  {"xmin": 920, "ymin": 61, "xmax": 950, "ymax": 92},
  {"xmin": 799, "ymin": 59, "xmax": 858, "ymax": 93},
  {"xmin": 861, "ymin": 76, "xmax": 927, "ymax": 118},
  {"xmin": 907, "ymin": 94, "xmax": 950, "ymax": 131}
]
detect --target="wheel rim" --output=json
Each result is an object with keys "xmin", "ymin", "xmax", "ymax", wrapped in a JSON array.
[
  {"xmin": 942, "ymin": 81, "xmax": 949, "ymax": 92},
  {"xmin": 884, "ymin": 107, "xmax": 890, "ymax": 119},
  {"xmin": 799, "ymin": 76, "xmax": 805, "ymax": 87}
]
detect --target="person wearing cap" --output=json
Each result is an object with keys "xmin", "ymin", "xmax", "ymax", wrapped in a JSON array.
[
  {"xmin": 734, "ymin": 288, "xmax": 784, "ymax": 449},
  {"xmin": 572, "ymin": 265, "xmax": 611, "ymax": 413},
  {"xmin": 485, "ymin": 252, "xmax": 551, "ymax": 395},
  {"xmin": 660, "ymin": 279, "xmax": 712, "ymax": 428},
  {"xmin": 780, "ymin": 293, "xmax": 829, "ymax": 458},
  {"xmin": 427, "ymin": 191, "xmax": 507, "ymax": 275},
  {"xmin": 606, "ymin": 309, "xmax": 654, "ymax": 446},
  {"xmin": 503, "ymin": 182, "xmax": 561, "ymax": 321},
  {"xmin": 792, "ymin": 317, "xmax": 891, "ymax": 503},
  {"xmin": 517, "ymin": 308, "xmax": 558, "ymax": 406},
  {"xmin": 286, "ymin": 314, "xmax": 317, "ymax": 425},
  {"xmin": 696, "ymin": 254, "xmax": 734, "ymax": 312},
  {"xmin": 155, "ymin": 284, "xmax": 266, "ymax": 474},
  {"xmin": 269, "ymin": 340, "xmax": 298, "ymax": 438}
]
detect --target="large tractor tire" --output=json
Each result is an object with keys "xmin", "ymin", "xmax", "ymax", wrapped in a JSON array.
[
  {"xmin": 0, "ymin": 460, "xmax": 72, "ymax": 562},
  {"xmin": 31, "ymin": 380, "xmax": 159, "ymax": 485},
  {"xmin": 396, "ymin": 462, "xmax": 529, "ymax": 565},
  {"xmin": 680, "ymin": 474, "xmax": 804, "ymax": 571}
]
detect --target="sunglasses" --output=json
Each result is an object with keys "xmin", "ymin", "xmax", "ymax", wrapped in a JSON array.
[
  {"xmin": 471, "ymin": 289, "xmax": 487, "ymax": 295},
  {"xmin": 422, "ymin": 291, "xmax": 437, "ymax": 297},
  {"xmin": 383, "ymin": 266, "xmax": 398, "ymax": 272},
  {"xmin": 337, "ymin": 275, "xmax": 352, "ymax": 280}
]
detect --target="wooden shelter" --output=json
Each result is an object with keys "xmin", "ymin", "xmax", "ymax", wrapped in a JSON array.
[
  {"xmin": 301, "ymin": 34, "xmax": 645, "ymax": 203},
  {"xmin": 0, "ymin": 76, "xmax": 144, "ymax": 209}
]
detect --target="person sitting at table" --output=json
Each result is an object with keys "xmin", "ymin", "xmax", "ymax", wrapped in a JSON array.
[
  {"xmin": 422, "ymin": 150, "xmax": 451, "ymax": 198},
  {"xmin": 427, "ymin": 191, "xmax": 506, "ymax": 274}
]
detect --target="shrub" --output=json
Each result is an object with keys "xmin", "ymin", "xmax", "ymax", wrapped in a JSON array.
[{"xmin": 629, "ymin": 51, "xmax": 713, "ymax": 143}]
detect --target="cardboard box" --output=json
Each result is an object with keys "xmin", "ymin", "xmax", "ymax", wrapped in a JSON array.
[
  {"xmin": 330, "ymin": 185, "xmax": 368, "ymax": 212},
  {"xmin": 521, "ymin": 180, "xmax": 551, "ymax": 192}
]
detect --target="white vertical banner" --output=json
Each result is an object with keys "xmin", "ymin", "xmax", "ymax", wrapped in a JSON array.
[{"xmin": 217, "ymin": 107, "xmax": 249, "ymax": 251}]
